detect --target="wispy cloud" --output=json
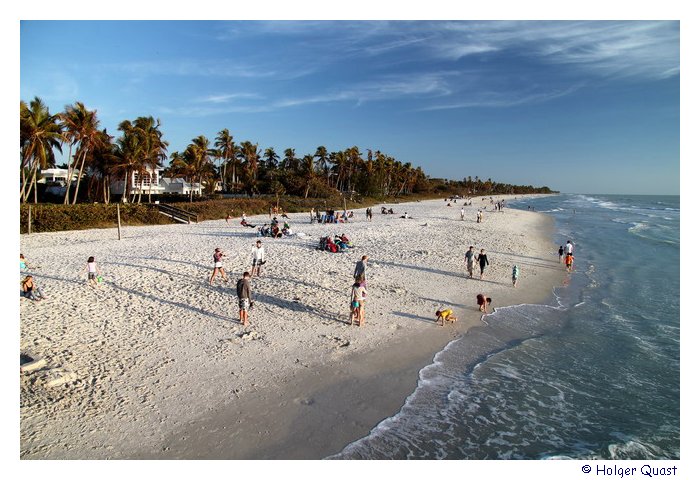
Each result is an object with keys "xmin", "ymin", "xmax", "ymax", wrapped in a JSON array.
[
  {"xmin": 421, "ymin": 84, "xmax": 585, "ymax": 110},
  {"xmin": 196, "ymin": 93, "xmax": 263, "ymax": 104},
  {"xmin": 427, "ymin": 20, "xmax": 679, "ymax": 80}
]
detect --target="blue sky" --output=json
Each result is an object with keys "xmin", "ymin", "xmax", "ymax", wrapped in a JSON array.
[{"xmin": 20, "ymin": 20, "xmax": 680, "ymax": 194}]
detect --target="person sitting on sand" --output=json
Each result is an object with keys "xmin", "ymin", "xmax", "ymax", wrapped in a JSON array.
[
  {"xmin": 476, "ymin": 294, "xmax": 492, "ymax": 313},
  {"xmin": 435, "ymin": 308, "xmax": 457, "ymax": 326},
  {"xmin": 399, "ymin": 212, "xmax": 413, "ymax": 219},
  {"xmin": 240, "ymin": 212, "xmax": 256, "ymax": 228},
  {"xmin": 20, "ymin": 253, "xmax": 29, "ymax": 271},
  {"xmin": 21, "ymin": 275, "xmax": 47, "ymax": 301}
]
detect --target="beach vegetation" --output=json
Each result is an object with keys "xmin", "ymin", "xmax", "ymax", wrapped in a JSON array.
[{"xmin": 20, "ymin": 96, "xmax": 556, "ymax": 230}]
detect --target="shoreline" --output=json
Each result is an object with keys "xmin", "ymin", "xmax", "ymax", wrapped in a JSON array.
[
  {"xmin": 20, "ymin": 194, "xmax": 564, "ymax": 459},
  {"xmin": 135, "ymin": 197, "xmax": 563, "ymax": 460}
]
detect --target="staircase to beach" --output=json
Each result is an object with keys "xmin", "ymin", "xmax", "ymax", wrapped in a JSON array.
[{"xmin": 156, "ymin": 203, "xmax": 199, "ymax": 224}]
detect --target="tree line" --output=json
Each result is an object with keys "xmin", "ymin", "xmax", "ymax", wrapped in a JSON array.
[{"xmin": 20, "ymin": 96, "xmax": 554, "ymax": 205}]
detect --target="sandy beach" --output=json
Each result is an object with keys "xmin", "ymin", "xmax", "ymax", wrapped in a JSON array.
[{"xmin": 19, "ymin": 195, "xmax": 564, "ymax": 459}]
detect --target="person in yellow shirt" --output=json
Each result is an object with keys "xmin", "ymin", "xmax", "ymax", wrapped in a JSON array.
[{"xmin": 435, "ymin": 308, "xmax": 457, "ymax": 326}]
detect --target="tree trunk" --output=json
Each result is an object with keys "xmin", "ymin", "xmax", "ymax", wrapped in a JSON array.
[
  {"xmin": 28, "ymin": 161, "xmax": 40, "ymax": 204},
  {"xmin": 121, "ymin": 170, "xmax": 129, "ymax": 203},
  {"xmin": 20, "ymin": 166, "xmax": 27, "ymax": 202},
  {"xmin": 71, "ymin": 150, "xmax": 89, "ymax": 204},
  {"xmin": 63, "ymin": 144, "xmax": 74, "ymax": 204}
]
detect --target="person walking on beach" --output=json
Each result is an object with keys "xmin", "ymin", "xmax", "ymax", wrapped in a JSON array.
[
  {"xmin": 210, "ymin": 248, "xmax": 228, "ymax": 285},
  {"xmin": 366, "ymin": 207, "xmax": 372, "ymax": 221},
  {"xmin": 85, "ymin": 256, "xmax": 100, "ymax": 287},
  {"xmin": 460, "ymin": 207, "xmax": 465, "ymax": 221},
  {"xmin": 251, "ymin": 240, "xmax": 266, "ymax": 277},
  {"xmin": 310, "ymin": 208, "xmax": 315, "ymax": 224},
  {"xmin": 349, "ymin": 280, "xmax": 367, "ymax": 326},
  {"xmin": 464, "ymin": 246, "xmax": 476, "ymax": 278},
  {"xmin": 565, "ymin": 253, "xmax": 575, "ymax": 273},
  {"xmin": 512, "ymin": 265, "xmax": 520, "ymax": 287},
  {"xmin": 476, "ymin": 293, "xmax": 492, "ymax": 313},
  {"xmin": 558, "ymin": 245, "xmax": 565, "ymax": 263},
  {"xmin": 565, "ymin": 240, "xmax": 574, "ymax": 256},
  {"xmin": 477, "ymin": 249, "xmax": 489, "ymax": 280},
  {"xmin": 236, "ymin": 272, "xmax": 253, "ymax": 326},
  {"xmin": 354, "ymin": 255, "xmax": 368, "ymax": 285}
]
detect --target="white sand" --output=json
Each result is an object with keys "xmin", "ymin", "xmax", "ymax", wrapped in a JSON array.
[{"xmin": 19, "ymin": 195, "xmax": 563, "ymax": 459}]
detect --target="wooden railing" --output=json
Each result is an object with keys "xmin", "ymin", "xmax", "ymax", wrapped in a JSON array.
[{"xmin": 156, "ymin": 203, "xmax": 199, "ymax": 224}]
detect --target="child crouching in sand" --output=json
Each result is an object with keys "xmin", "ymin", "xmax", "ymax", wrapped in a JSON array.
[
  {"xmin": 435, "ymin": 308, "xmax": 457, "ymax": 326},
  {"xmin": 477, "ymin": 294, "xmax": 492, "ymax": 313}
]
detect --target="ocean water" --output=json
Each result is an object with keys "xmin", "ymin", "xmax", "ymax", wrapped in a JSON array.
[{"xmin": 329, "ymin": 194, "xmax": 680, "ymax": 460}]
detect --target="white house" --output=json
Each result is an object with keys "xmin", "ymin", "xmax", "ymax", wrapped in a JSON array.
[
  {"xmin": 38, "ymin": 168, "xmax": 79, "ymax": 185},
  {"xmin": 110, "ymin": 166, "xmax": 166, "ymax": 196},
  {"xmin": 159, "ymin": 177, "xmax": 203, "ymax": 195}
]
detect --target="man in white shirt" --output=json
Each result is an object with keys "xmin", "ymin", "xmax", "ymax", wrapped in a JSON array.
[{"xmin": 251, "ymin": 240, "xmax": 265, "ymax": 277}]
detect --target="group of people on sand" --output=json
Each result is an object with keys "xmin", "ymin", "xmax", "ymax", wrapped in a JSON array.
[
  {"xmin": 558, "ymin": 240, "xmax": 575, "ymax": 272},
  {"xmin": 464, "ymin": 246, "xmax": 490, "ymax": 280},
  {"xmin": 20, "ymin": 254, "xmax": 49, "ymax": 301},
  {"xmin": 208, "ymin": 242, "xmax": 265, "ymax": 326},
  {"xmin": 21, "ymin": 252, "xmax": 105, "ymax": 303},
  {"xmin": 318, "ymin": 233, "xmax": 354, "ymax": 253},
  {"xmin": 310, "ymin": 208, "xmax": 352, "ymax": 224}
]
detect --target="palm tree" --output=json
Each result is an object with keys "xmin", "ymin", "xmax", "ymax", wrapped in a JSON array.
[
  {"xmin": 281, "ymin": 147, "xmax": 298, "ymax": 173},
  {"xmin": 215, "ymin": 129, "xmax": 236, "ymax": 192},
  {"xmin": 330, "ymin": 150, "xmax": 347, "ymax": 190},
  {"xmin": 113, "ymin": 120, "xmax": 142, "ymax": 203},
  {"xmin": 183, "ymin": 135, "xmax": 215, "ymax": 201},
  {"xmin": 238, "ymin": 141, "xmax": 260, "ymax": 194},
  {"xmin": 59, "ymin": 101, "xmax": 88, "ymax": 204},
  {"xmin": 263, "ymin": 147, "xmax": 279, "ymax": 170},
  {"xmin": 301, "ymin": 154, "xmax": 316, "ymax": 198},
  {"xmin": 69, "ymin": 107, "xmax": 104, "ymax": 204},
  {"xmin": 83, "ymin": 129, "xmax": 115, "ymax": 203},
  {"xmin": 314, "ymin": 146, "xmax": 329, "ymax": 184},
  {"xmin": 20, "ymin": 97, "xmax": 63, "ymax": 203},
  {"xmin": 132, "ymin": 116, "xmax": 168, "ymax": 203}
]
